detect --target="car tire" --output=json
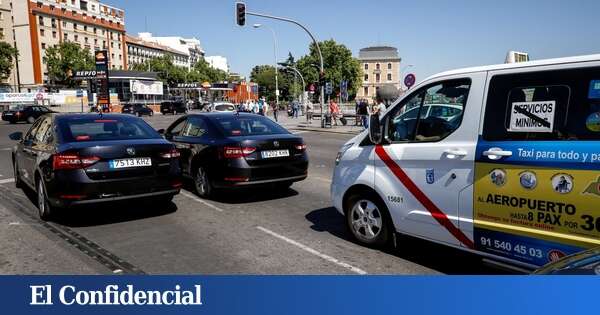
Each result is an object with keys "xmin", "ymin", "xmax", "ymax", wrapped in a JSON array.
[
  {"xmin": 345, "ymin": 191, "xmax": 392, "ymax": 248},
  {"xmin": 194, "ymin": 166, "xmax": 214, "ymax": 198},
  {"xmin": 27, "ymin": 116, "xmax": 35, "ymax": 124},
  {"xmin": 36, "ymin": 178, "xmax": 54, "ymax": 221},
  {"xmin": 13, "ymin": 160, "xmax": 23, "ymax": 189}
]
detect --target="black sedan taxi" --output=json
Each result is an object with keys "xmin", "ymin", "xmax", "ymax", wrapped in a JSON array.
[
  {"xmin": 160, "ymin": 112, "xmax": 308, "ymax": 198},
  {"xmin": 10, "ymin": 113, "xmax": 181, "ymax": 220},
  {"xmin": 2, "ymin": 104, "xmax": 54, "ymax": 124}
]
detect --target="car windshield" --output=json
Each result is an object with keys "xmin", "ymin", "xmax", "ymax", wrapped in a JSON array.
[
  {"xmin": 58, "ymin": 116, "xmax": 161, "ymax": 142},
  {"xmin": 213, "ymin": 115, "xmax": 288, "ymax": 136},
  {"xmin": 8, "ymin": 105, "xmax": 25, "ymax": 111},
  {"xmin": 215, "ymin": 104, "xmax": 235, "ymax": 111}
]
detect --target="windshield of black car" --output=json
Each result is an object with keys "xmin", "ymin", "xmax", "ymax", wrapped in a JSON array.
[
  {"xmin": 213, "ymin": 115, "xmax": 288, "ymax": 136},
  {"xmin": 58, "ymin": 117, "xmax": 161, "ymax": 142}
]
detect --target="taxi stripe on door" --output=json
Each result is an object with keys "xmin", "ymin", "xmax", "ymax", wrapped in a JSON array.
[{"xmin": 375, "ymin": 145, "xmax": 474, "ymax": 249}]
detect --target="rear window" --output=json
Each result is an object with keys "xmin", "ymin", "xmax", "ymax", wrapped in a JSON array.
[
  {"xmin": 58, "ymin": 116, "xmax": 161, "ymax": 142},
  {"xmin": 483, "ymin": 66, "xmax": 600, "ymax": 141},
  {"xmin": 215, "ymin": 104, "xmax": 235, "ymax": 111},
  {"xmin": 213, "ymin": 115, "xmax": 288, "ymax": 136}
]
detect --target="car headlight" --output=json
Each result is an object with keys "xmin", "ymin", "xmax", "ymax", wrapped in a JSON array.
[{"xmin": 335, "ymin": 143, "xmax": 354, "ymax": 165}]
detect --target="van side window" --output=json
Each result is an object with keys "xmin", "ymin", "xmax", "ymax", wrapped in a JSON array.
[
  {"xmin": 483, "ymin": 67, "xmax": 600, "ymax": 141},
  {"xmin": 384, "ymin": 79, "xmax": 470, "ymax": 143}
]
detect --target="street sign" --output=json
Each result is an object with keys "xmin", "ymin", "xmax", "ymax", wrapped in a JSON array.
[
  {"xmin": 404, "ymin": 73, "xmax": 416, "ymax": 89},
  {"xmin": 35, "ymin": 92, "xmax": 44, "ymax": 101},
  {"xmin": 95, "ymin": 50, "xmax": 110, "ymax": 109},
  {"xmin": 325, "ymin": 82, "xmax": 333, "ymax": 95},
  {"xmin": 72, "ymin": 70, "xmax": 107, "ymax": 80},
  {"xmin": 76, "ymin": 90, "xmax": 84, "ymax": 98}
]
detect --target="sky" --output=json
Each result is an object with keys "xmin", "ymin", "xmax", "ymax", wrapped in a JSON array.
[{"xmin": 104, "ymin": 0, "xmax": 600, "ymax": 83}]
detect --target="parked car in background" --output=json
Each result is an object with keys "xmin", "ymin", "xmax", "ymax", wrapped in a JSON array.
[
  {"xmin": 2, "ymin": 104, "xmax": 54, "ymax": 124},
  {"xmin": 10, "ymin": 113, "xmax": 181, "ymax": 220},
  {"xmin": 161, "ymin": 101, "xmax": 187, "ymax": 115},
  {"xmin": 122, "ymin": 103, "xmax": 154, "ymax": 117},
  {"xmin": 211, "ymin": 102, "xmax": 237, "ymax": 112},
  {"xmin": 160, "ymin": 112, "xmax": 308, "ymax": 198}
]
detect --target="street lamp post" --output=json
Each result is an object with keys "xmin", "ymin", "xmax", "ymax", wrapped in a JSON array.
[
  {"xmin": 244, "ymin": 10, "xmax": 325, "ymax": 126},
  {"xmin": 253, "ymin": 24, "xmax": 278, "ymax": 108}
]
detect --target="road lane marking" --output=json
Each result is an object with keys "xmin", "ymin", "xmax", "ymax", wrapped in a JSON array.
[
  {"xmin": 256, "ymin": 226, "xmax": 367, "ymax": 275},
  {"xmin": 0, "ymin": 178, "xmax": 15, "ymax": 184},
  {"xmin": 291, "ymin": 131, "xmax": 308, "ymax": 134},
  {"xmin": 180, "ymin": 191, "xmax": 224, "ymax": 212}
]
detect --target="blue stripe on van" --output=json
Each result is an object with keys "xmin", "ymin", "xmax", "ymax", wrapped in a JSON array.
[{"xmin": 476, "ymin": 138, "xmax": 600, "ymax": 170}]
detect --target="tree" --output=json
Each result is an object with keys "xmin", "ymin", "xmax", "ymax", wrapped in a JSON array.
[
  {"xmin": 296, "ymin": 39, "xmax": 362, "ymax": 101},
  {"xmin": 0, "ymin": 42, "xmax": 18, "ymax": 81},
  {"xmin": 192, "ymin": 59, "xmax": 228, "ymax": 83},
  {"xmin": 45, "ymin": 42, "xmax": 94, "ymax": 88},
  {"xmin": 250, "ymin": 65, "xmax": 277, "ymax": 101}
]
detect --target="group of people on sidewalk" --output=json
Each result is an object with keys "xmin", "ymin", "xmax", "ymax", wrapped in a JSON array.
[
  {"xmin": 327, "ymin": 98, "xmax": 387, "ymax": 129},
  {"xmin": 238, "ymin": 97, "xmax": 279, "ymax": 121}
]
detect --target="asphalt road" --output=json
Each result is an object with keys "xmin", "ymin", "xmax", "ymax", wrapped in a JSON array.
[{"xmin": 0, "ymin": 113, "xmax": 509, "ymax": 275}]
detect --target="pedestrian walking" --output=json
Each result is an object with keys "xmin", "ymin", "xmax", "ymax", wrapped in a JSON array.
[
  {"xmin": 271, "ymin": 101, "xmax": 278, "ymax": 122},
  {"xmin": 329, "ymin": 99, "xmax": 340, "ymax": 126},
  {"xmin": 357, "ymin": 99, "xmax": 370, "ymax": 129},
  {"xmin": 258, "ymin": 98, "xmax": 265, "ymax": 116}
]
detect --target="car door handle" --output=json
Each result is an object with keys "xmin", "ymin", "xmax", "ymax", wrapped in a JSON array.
[
  {"xmin": 483, "ymin": 148, "xmax": 513, "ymax": 160},
  {"xmin": 443, "ymin": 149, "xmax": 468, "ymax": 158}
]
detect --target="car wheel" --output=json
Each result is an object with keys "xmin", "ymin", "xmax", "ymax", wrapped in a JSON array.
[
  {"xmin": 27, "ymin": 116, "xmax": 35, "ymax": 124},
  {"xmin": 13, "ymin": 160, "xmax": 23, "ymax": 189},
  {"xmin": 36, "ymin": 178, "xmax": 53, "ymax": 221},
  {"xmin": 194, "ymin": 166, "xmax": 213, "ymax": 198},
  {"xmin": 345, "ymin": 192, "xmax": 392, "ymax": 248}
]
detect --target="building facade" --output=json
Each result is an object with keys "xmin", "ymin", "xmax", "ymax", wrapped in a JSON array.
[
  {"xmin": 205, "ymin": 55, "xmax": 229, "ymax": 73},
  {"xmin": 0, "ymin": 0, "xmax": 16, "ymax": 90},
  {"xmin": 137, "ymin": 32, "xmax": 204, "ymax": 69},
  {"xmin": 126, "ymin": 34, "xmax": 188, "ymax": 69},
  {"xmin": 11, "ymin": 0, "xmax": 126, "ymax": 91},
  {"xmin": 356, "ymin": 46, "xmax": 401, "ymax": 102}
]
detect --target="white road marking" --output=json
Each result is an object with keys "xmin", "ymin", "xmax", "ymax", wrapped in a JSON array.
[
  {"xmin": 180, "ymin": 191, "xmax": 224, "ymax": 212},
  {"xmin": 0, "ymin": 178, "xmax": 15, "ymax": 184},
  {"xmin": 256, "ymin": 226, "xmax": 367, "ymax": 275},
  {"xmin": 291, "ymin": 131, "xmax": 308, "ymax": 134}
]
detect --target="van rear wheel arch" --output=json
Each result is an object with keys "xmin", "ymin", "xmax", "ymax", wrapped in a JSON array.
[{"xmin": 342, "ymin": 184, "xmax": 394, "ymax": 247}]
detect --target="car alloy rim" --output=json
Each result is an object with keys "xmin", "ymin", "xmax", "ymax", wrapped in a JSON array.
[
  {"xmin": 37, "ymin": 181, "xmax": 45, "ymax": 217},
  {"xmin": 195, "ymin": 168, "xmax": 206, "ymax": 195},
  {"xmin": 350, "ymin": 199, "xmax": 382, "ymax": 240}
]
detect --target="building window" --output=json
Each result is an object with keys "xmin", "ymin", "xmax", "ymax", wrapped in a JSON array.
[
  {"xmin": 62, "ymin": 21, "xmax": 67, "ymax": 27},
  {"xmin": 52, "ymin": 31, "xmax": 57, "ymax": 38},
  {"xmin": 376, "ymin": 63, "xmax": 380, "ymax": 70},
  {"xmin": 387, "ymin": 63, "xmax": 392, "ymax": 70},
  {"xmin": 375, "ymin": 73, "xmax": 380, "ymax": 82},
  {"xmin": 74, "ymin": 23, "xmax": 77, "ymax": 30},
  {"xmin": 74, "ymin": 34, "xmax": 78, "ymax": 42},
  {"xmin": 364, "ymin": 63, "xmax": 368, "ymax": 70},
  {"xmin": 84, "ymin": 25, "xmax": 87, "ymax": 31},
  {"xmin": 93, "ymin": 28, "xmax": 97, "ymax": 34},
  {"xmin": 64, "ymin": 33, "xmax": 68, "ymax": 41},
  {"xmin": 0, "ymin": 28, "xmax": 4, "ymax": 40},
  {"xmin": 38, "ymin": 16, "xmax": 44, "ymax": 26},
  {"xmin": 72, "ymin": 10, "xmax": 77, "ymax": 16},
  {"xmin": 364, "ymin": 74, "xmax": 368, "ymax": 82},
  {"xmin": 94, "ymin": 38, "xmax": 98, "ymax": 45},
  {"xmin": 84, "ymin": 37, "xmax": 88, "ymax": 43},
  {"xmin": 110, "ymin": 42, "xmax": 114, "ymax": 48},
  {"xmin": 387, "ymin": 73, "xmax": 392, "ymax": 81},
  {"xmin": 51, "ymin": 18, "xmax": 56, "ymax": 28},
  {"xmin": 40, "ymin": 29, "xmax": 44, "ymax": 37},
  {"xmin": 364, "ymin": 87, "xmax": 369, "ymax": 96},
  {"xmin": 37, "ymin": 2, "xmax": 42, "ymax": 8},
  {"xmin": 41, "ymin": 43, "xmax": 46, "ymax": 50}
]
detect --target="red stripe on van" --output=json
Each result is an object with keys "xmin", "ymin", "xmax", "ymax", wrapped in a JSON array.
[{"xmin": 375, "ymin": 145, "xmax": 474, "ymax": 249}]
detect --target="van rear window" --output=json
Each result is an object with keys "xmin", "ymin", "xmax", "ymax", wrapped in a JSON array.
[{"xmin": 483, "ymin": 67, "xmax": 600, "ymax": 141}]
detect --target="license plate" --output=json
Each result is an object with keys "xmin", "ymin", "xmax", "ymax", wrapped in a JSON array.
[
  {"xmin": 261, "ymin": 150, "xmax": 289, "ymax": 158},
  {"xmin": 109, "ymin": 157, "xmax": 152, "ymax": 169}
]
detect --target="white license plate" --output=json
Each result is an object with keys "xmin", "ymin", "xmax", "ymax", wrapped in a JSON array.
[
  {"xmin": 109, "ymin": 157, "xmax": 152, "ymax": 169},
  {"xmin": 261, "ymin": 150, "xmax": 289, "ymax": 159}
]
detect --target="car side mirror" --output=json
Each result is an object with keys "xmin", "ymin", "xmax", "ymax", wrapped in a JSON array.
[
  {"xmin": 9, "ymin": 132, "xmax": 23, "ymax": 141},
  {"xmin": 157, "ymin": 129, "xmax": 165, "ymax": 135},
  {"xmin": 368, "ymin": 115, "xmax": 383, "ymax": 144}
]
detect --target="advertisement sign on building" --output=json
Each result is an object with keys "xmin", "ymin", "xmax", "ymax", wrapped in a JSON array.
[
  {"xmin": 95, "ymin": 50, "xmax": 110, "ymax": 108},
  {"xmin": 130, "ymin": 80, "xmax": 164, "ymax": 95}
]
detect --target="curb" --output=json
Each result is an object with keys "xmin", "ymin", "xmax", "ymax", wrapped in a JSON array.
[{"xmin": 289, "ymin": 126, "xmax": 362, "ymax": 135}]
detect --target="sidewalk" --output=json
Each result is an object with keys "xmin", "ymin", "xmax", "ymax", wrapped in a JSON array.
[{"xmin": 270, "ymin": 113, "xmax": 365, "ymax": 135}]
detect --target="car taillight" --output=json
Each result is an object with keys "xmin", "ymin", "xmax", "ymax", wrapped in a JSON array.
[
  {"xmin": 295, "ymin": 144, "xmax": 307, "ymax": 151},
  {"xmin": 52, "ymin": 154, "xmax": 100, "ymax": 170},
  {"xmin": 160, "ymin": 149, "xmax": 181, "ymax": 159},
  {"xmin": 222, "ymin": 146, "xmax": 256, "ymax": 159}
]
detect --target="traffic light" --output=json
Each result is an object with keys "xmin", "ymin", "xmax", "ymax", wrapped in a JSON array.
[{"xmin": 236, "ymin": 2, "xmax": 246, "ymax": 26}]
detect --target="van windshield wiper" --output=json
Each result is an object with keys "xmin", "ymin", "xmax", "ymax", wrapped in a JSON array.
[{"xmin": 513, "ymin": 105, "xmax": 551, "ymax": 128}]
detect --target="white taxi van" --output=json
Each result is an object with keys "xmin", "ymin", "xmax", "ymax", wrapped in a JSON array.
[{"xmin": 331, "ymin": 54, "xmax": 600, "ymax": 269}]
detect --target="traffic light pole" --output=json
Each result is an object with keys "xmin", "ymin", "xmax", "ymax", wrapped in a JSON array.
[{"xmin": 245, "ymin": 11, "xmax": 326, "ymax": 124}]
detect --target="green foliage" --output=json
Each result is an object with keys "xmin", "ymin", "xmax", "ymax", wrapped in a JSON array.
[
  {"xmin": 250, "ymin": 65, "xmax": 277, "ymax": 101},
  {"xmin": 296, "ymin": 39, "xmax": 362, "ymax": 101},
  {"xmin": 45, "ymin": 42, "xmax": 95, "ymax": 88},
  {"xmin": 0, "ymin": 42, "xmax": 18, "ymax": 80},
  {"xmin": 250, "ymin": 52, "xmax": 304, "ymax": 102},
  {"xmin": 130, "ymin": 55, "xmax": 228, "ymax": 87}
]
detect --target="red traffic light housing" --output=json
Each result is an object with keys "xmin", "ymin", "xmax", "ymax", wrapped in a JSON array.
[{"xmin": 236, "ymin": 2, "xmax": 246, "ymax": 26}]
